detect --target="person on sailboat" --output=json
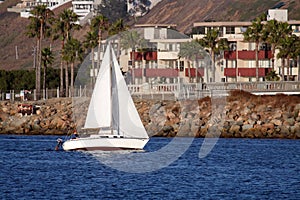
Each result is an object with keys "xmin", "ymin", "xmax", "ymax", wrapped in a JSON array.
[
  {"xmin": 55, "ymin": 138, "xmax": 63, "ymax": 151},
  {"xmin": 71, "ymin": 129, "xmax": 79, "ymax": 140}
]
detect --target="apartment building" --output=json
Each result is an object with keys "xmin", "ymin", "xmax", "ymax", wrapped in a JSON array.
[
  {"xmin": 192, "ymin": 9, "xmax": 300, "ymax": 82},
  {"xmin": 119, "ymin": 25, "xmax": 201, "ymax": 85},
  {"xmin": 90, "ymin": 25, "xmax": 207, "ymax": 85}
]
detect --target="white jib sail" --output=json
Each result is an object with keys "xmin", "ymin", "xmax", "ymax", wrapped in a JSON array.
[
  {"xmin": 111, "ymin": 48, "xmax": 149, "ymax": 139},
  {"xmin": 84, "ymin": 43, "xmax": 112, "ymax": 129}
]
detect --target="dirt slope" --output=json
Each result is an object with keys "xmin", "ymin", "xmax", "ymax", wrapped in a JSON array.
[{"xmin": 1, "ymin": 0, "xmax": 300, "ymax": 70}]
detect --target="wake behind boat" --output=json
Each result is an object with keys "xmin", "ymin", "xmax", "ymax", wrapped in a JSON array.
[{"xmin": 62, "ymin": 43, "xmax": 149, "ymax": 151}]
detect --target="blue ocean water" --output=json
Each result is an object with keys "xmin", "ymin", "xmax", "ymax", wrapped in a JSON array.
[{"xmin": 0, "ymin": 135, "xmax": 299, "ymax": 200}]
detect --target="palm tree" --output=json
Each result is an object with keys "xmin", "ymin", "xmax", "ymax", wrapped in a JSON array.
[
  {"xmin": 28, "ymin": 5, "xmax": 54, "ymax": 99},
  {"xmin": 91, "ymin": 15, "xmax": 110, "ymax": 71},
  {"xmin": 53, "ymin": 9, "xmax": 80, "ymax": 97},
  {"xmin": 26, "ymin": 17, "xmax": 40, "ymax": 90},
  {"xmin": 263, "ymin": 20, "xmax": 292, "ymax": 70},
  {"xmin": 41, "ymin": 47, "xmax": 54, "ymax": 98},
  {"xmin": 120, "ymin": 30, "xmax": 147, "ymax": 84},
  {"xmin": 62, "ymin": 38, "xmax": 84, "ymax": 96},
  {"xmin": 178, "ymin": 40, "xmax": 205, "ymax": 82},
  {"xmin": 288, "ymin": 35, "xmax": 300, "ymax": 81},
  {"xmin": 197, "ymin": 29, "xmax": 229, "ymax": 82},
  {"xmin": 265, "ymin": 70, "xmax": 280, "ymax": 81},
  {"xmin": 108, "ymin": 18, "xmax": 129, "ymax": 60},
  {"xmin": 83, "ymin": 31, "xmax": 98, "ymax": 85},
  {"xmin": 243, "ymin": 17, "xmax": 265, "ymax": 82},
  {"xmin": 295, "ymin": 36, "xmax": 300, "ymax": 81},
  {"xmin": 277, "ymin": 34, "xmax": 298, "ymax": 81}
]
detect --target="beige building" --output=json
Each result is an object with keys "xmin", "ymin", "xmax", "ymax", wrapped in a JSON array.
[
  {"xmin": 192, "ymin": 9, "xmax": 300, "ymax": 82},
  {"xmin": 94, "ymin": 25, "xmax": 208, "ymax": 85}
]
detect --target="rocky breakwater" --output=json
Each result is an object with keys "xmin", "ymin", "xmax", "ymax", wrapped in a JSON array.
[
  {"xmin": 146, "ymin": 90, "xmax": 300, "ymax": 139},
  {"xmin": 0, "ymin": 90, "xmax": 300, "ymax": 139},
  {"xmin": 0, "ymin": 98, "xmax": 76, "ymax": 135}
]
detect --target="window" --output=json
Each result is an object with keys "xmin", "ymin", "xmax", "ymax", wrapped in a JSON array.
[
  {"xmin": 219, "ymin": 27, "xmax": 224, "ymax": 37},
  {"xmin": 179, "ymin": 61, "xmax": 184, "ymax": 71},
  {"xmin": 229, "ymin": 43, "xmax": 236, "ymax": 51},
  {"xmin": 226, "ymin": 27, "xmax": 235, "ymax": 34}
]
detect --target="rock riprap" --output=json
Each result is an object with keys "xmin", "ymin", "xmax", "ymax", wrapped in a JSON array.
[{"xmin": 0, "ymin": 91, "xmax": 299, "ymax": 138}]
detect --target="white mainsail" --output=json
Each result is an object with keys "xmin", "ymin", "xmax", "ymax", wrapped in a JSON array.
[
  {"xmin": 83, "ymin": 43, "xmax": 149, "ymax": 139},
  {"xmin": 84, "ymin": 43, "xmax": 112, "ymax": 129}
]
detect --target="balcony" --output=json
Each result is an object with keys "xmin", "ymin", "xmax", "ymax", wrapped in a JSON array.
[
  {"xmin": 130, "ymin": 51, "xmax": 157, "ymax": 61},
  {"xmin": 132, "ymin": 68, "xmax": 179, "ymax": 78},
  {"xmin": 224, "ymin": 50, "xmax": 273, "ymax": 60},
  {"xmin": 157, "ymin": 51, "xmax": 178, "ymax": 60},
  {"xmin": 185, "ymin": 68, "xmax": 205, "ymax": 77},
  {"xmin": 238, "ymin": 50, "xmax": 272, "ymax": 60},
  {"xmin": 224, "ymin": 68, "xmax": 272, "ymax": 77},
  {"xmin": 224, "ymin": 51, "xmax": 237, "ymax": 60}
]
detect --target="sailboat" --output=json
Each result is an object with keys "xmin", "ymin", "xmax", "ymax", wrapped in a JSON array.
[{"xmin": 62, "ymin": 43, "xmax": 149, "ymax": 151}]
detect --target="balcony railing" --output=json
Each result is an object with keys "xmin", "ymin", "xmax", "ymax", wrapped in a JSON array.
[
  {"xmin": 238, "ymin": 50, "xmax": 273, "ymax": 60},
  {"xmin": 131, "ymin": 68, "xmax": 205, "ymax": 78},
  {"xmin": 130, "ymin": 51, "xmax": 157, "ymax": 61},
  {"xmin": 2, "ymin": 81, "xmax": 300, "ymax": 101},
  {"xmin": 185, "ymin": 68, "xmax": 205, "ymax": 77},
  {"xmin": 224, "ymin": 50, "xmax": 273, "ymax": 60},
  {"xmin": 224, "ymin": 51, "xmax": 236, "ymax": 60},
  {"xmin": 224, "ymin": 68, "xmax": 272, "ymax": 77},
  {"xmin": 132, "ymin": 68, "xmax": 179, "ymax": 78}
]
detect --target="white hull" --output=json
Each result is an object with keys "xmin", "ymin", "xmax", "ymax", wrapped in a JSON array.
[{"xmin": 62, "ymin": 137, "xmax": 149, "ymax": 151}]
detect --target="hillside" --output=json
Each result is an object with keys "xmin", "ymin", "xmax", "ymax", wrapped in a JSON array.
[
  {"xmin": 0, "ymin": 0, "xmax": 89, "ymax": 71},
  {"xmin": 136, "ymin": 0, "xmax": 300, "ymax": 33},
  {"xmin": 1, "ymin": 0, "xmax": 300, "ymax": 70}
]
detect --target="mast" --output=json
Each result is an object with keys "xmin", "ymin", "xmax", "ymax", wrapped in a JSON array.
[
  {"xmin": 110, "ymin": 44, "xmax": 120, "ymax": 135},
  {"xmin": 110, "ymin": 43, "xmax": 121, "ymax": 135},
  {"xmin": 110, "ymin": 44, "xmax": 113, "ymax": 135}
]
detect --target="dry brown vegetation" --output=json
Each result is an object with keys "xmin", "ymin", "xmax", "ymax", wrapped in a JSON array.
[
  {"xmin": 1, "ymin": 0, "xmax": 300, "ymax": 71},
  {"xmin": 227, "ymin": 90, "xmax": 300, "ymax": 110}
]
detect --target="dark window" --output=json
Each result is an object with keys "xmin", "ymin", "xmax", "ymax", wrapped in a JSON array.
[
  {"xmin": 179, "ymin": 61, "xmax": 184, "ymax": 71},
  {"xmin": 226, "ymin": 27, "xmax": 235, "ymax": 34}
]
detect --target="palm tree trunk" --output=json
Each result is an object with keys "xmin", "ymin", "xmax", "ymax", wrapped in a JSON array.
[
  {"xmin": 298, "ymin": 56, "xmax": 300, "ymax": 81},
  {"xmin": 70, "ymin": 62, "xmax": 74, "ymax": 97},
  {"xmin": 65, "ymin": 63, "xmax": 69, "ymax": 97},
  {"xmin": 60, "ymin": 60, "xmax": 64, "ymax": 97},
  {"xmin": 271, "ymin": 44, "xmax": 275, "ymax": 70},
  {"xmin": 97, "ymin": 29, "xmax": 102, "ymax": 71},
  {"xmin": 36, "ymin": 29, "xmax": 42, "ymax": 100},
  {"xmin": 212, "ymin": 51, "xmax": 215, "ymax": 82},
  {"xmin": 188, "ymin": 61, "xmax": 191, "ymax": 83},
  {"xmin": 196, "ymin": 59, "xmax": 198, "ymax": 82},
  {"xmin": 60, "ymin": 41, "xmax": 64, "ymax": 97},
  {"xmin": 281, "ymin": 58, "xmax": 285, "ymax": 81},
  {"xmin": 132, "ymin": 49, "xmax": 135, "ymax": 84},
  {"xmin": 91, "ymin": 48, "xmax": 95, "ymax": 85},
  {"xmin": 35, "ymin": 39, "xmax": 40, "ymax": 100},
  {"xmin": 43, "ymin": 63, "xmax": 46, "ymax": 99},
  {"xmin": 287, "ymin": 56, "xmax": 290, "ymax": 81}
]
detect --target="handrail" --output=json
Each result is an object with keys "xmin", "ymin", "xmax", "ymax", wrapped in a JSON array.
[{"xmin": 1, "ymin": 81, "xmax": 300, "ymax": 101}]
